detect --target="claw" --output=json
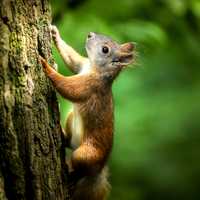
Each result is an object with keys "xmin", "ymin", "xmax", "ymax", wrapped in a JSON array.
[
  {"xmin": 50, "ymin": 24, "xmax": 59, "ymax": 40},
  {"xmin": 39, "ymin": 55, "xmax": 48, "ymax": 70}
]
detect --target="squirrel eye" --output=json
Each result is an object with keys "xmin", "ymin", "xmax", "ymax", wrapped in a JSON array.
[{"xmin": 102, "ymin": 46, "xmax": 109, "ymax": 54}]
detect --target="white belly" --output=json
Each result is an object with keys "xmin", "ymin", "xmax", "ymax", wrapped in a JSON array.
[
  {"xmin": 70, "ymin": 105, "xmax": 84, "ymax": 149},
  {"xmin": 80, "ymin": 60, "xmax": 91, "ymax": 74}
]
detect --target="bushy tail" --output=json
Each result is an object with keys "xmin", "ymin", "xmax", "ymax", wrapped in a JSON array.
[{"xmin": 71, "ymin": 167, "xmax": 111, "ymax": 200}]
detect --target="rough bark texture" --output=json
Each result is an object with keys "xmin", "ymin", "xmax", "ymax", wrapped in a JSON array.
[{"xmin": 0, "ymin": 0, "xmax": 69, "ymax": 199}]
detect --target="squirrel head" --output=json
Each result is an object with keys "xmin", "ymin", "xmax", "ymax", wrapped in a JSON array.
[{"xmin": 86, "ymin": 32, "xmax": 135, "ymax": 82}]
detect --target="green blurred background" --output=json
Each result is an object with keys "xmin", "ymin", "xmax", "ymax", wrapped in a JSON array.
[{"xmin": 50, "ymin": 0, "xmax": 200, "ymax": 199}]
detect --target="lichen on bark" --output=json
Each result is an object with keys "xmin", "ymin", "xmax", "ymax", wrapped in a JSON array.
[{"xmin": 0, "ymin": 0, "xmax": 69, "ymax": 199}]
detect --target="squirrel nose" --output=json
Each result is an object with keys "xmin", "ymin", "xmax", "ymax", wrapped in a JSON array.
[{"xmin": 87, "ymin": 32, "xmax": 95, "ymax": 39}]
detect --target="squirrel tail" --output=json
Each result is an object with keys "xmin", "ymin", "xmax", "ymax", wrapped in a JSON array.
[{"xmin": 72, "ymin": 166, "xmax": 111, "ymax": 200}]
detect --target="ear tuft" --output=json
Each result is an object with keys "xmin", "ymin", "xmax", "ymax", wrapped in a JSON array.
[{"xmin": 120, "ymin": 42, "xmax": 134, "ymax": 53}]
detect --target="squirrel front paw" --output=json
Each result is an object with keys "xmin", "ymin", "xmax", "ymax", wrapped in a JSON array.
[{"xmin": 50, "ymin": 25, "xmax": 60, "ymax": 43}]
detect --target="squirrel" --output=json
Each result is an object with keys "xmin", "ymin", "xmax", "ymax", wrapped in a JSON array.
[{"xmin": 40, "ymin": 25, "xmax": 135, "ymax": 200}]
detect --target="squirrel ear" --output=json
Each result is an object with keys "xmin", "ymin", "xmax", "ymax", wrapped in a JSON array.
[
  {"xmin": 119, "ymin": 52, "xmax": 133, "ymax": 66},
  {"xmin": 120, "ymin": 42, "xmax": 135, "ymax": 53},
  {"xmin": 113, "ymin": 52, "xmax": 134, "ymax": 66},
  {"xmin": 112, "ymin": 42, "xmax": 135, "ymax": 66}
]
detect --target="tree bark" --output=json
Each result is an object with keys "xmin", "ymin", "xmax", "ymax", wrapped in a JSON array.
[{"xmin": 0, "ymin": 0, "xmax": 69, "ymax": 199}]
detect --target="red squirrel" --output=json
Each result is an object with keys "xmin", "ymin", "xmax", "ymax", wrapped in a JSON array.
[{"xmin": 40, "ymin": 25, "xmax": 135, "ymax": 200}]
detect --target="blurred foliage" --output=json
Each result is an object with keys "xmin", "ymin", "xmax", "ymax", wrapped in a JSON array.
[{"xmin": 50, "ymin": 0, "xmax": 200, "ymax": 199}]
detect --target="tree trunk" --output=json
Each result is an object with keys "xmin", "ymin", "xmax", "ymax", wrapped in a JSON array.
[{"xmin": 0, "ymin": 0, "xmax": 69, "ymax": 199}]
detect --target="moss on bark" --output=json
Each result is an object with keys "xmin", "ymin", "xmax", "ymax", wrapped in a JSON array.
[{"xmin": 0, "ymin": 0, "xmax": 69, "ymax": 199}]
